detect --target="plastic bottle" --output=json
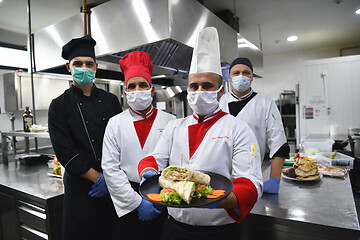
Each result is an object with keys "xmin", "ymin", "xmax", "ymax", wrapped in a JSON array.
[{"xmin": 23, "ymin": 106, "xmax": 33, "ymax": 132}]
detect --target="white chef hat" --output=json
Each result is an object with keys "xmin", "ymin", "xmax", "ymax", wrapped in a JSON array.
[{"xmin": 189, "ymin": 27, "xmax": 222, "ymax": 77}]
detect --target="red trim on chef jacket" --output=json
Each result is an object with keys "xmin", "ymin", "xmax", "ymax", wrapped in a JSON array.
[
  {"xmin": 133, "ymin": 108, "xmax": 158, "ymax": 149},
  {"xmin": 188, "ymin": 110, "xmax": 227, "ymax": 159},
  {"xmin": 225, "ymin": 177, "xmax": 258, "ymax": 223},
  {"xmin": 138, "ymin": 155, "xmax": 158, "ymax": 176}
]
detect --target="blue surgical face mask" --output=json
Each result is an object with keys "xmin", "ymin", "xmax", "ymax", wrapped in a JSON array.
[
  {"xmin": 71, "ymin": 67, "xmax": 96, "ymax": 85},
  {"xmin": 231, "ymin": 75, "xmax": 251, "ymax": 92}
]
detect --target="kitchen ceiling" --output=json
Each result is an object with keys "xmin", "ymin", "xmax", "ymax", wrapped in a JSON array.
[{"xmin": 0, "ymin": 0, "xmax": 359, "ymax": 55}]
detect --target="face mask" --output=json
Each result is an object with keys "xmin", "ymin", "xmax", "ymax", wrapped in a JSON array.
[
  {"xmin": 125, "ymin": 88, "xmax": 153, "ymax": 111},
  {"xmin": 187, "ymin": 85, "xmax": 223, "ymax": 116},
  {"xmin": 231, "ymin": 75, "xmax": 251, "ymax": 92},
  {"xmin": 71, "ymin": 67, "xmax": 96, "ymax": 85}
]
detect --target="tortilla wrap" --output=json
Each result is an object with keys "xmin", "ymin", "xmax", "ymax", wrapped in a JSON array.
[
  {"xmin": 161, "ymin": 166, "xmax": 192, "ymax": 181},
  {"xmin": 189, "ymin": 170, "xmax": 211, "ymax": 185},
  {"xmin": 171, "ymin": 181, "xmax": 195, "ymax": 204}
]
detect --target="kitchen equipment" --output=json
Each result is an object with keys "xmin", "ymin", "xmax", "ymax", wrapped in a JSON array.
[
  {"xmin": 332, "ymin": 139, "xmax": 348, "ymax": 150},
  {"xmin": 316, "ymin": 152, "xmax": 355, "ymax": 169},
  {"xmin": 16, "ymin": 154, "xmax": 53, "ymax": 165},
  {"xmin": 299, "ymin": 139, "xmax": 334, "ymax": 156},
  {"xmin": 352, "ymin": 135, "xmax": 360, "ymax": 158}
]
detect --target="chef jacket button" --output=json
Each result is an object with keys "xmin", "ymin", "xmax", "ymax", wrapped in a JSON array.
[
  {"xmin": 102, "ymin": 117, "xmax": 106, "ymax": 121},
  {"xmin": 97, "ymin": 158, "xmax": 101, "ymax": 161},
  {"xmin": 79, "ymin": 102, "xmax": 83, "ymax": 106},
  {"xmin": 91, "ymin": 139, "xmax": 94, "ymax": 142},
  {"xmin": 99, "ymin": 99, "xmax": 102, "ymax": 103},
  {"xmin": 205, "ymin": 128, "xmax": 208, "ymax": 130},
  {"xmin": 85, "ymin": 121, "xmax": 89, "ymax": 124}
]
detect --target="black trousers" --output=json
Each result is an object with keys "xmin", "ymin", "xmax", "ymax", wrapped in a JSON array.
[
  {"xmin": 161, "ymin": 216, "xmax": 242, "ymax": 240},
  {"xmin": 61, "ymin": 173, "xmax": 116, "ymax": 240},
  {"xmin": 112, "ymin": 181, "xmax": 167, "ymax": 240}
]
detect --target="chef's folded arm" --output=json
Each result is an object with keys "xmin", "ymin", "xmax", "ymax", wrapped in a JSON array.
[{"xmin": 48, "ymin": 103, "xmax": 92, "ymax": 177}]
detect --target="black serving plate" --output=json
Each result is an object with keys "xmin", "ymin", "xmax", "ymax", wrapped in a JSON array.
[{"xmin": 139, "ymin": 171, "xmax": 233, "ymax": 208}]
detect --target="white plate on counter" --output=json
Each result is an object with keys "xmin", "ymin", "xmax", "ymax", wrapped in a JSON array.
[{"xmin": 282, "ymin": 173, "xmax": 323, "ymax": 182}]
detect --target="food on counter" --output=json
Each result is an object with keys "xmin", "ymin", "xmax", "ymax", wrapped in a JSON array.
[
  {"xmin": 318, "ymin": 165, "xmax": 348, "ymax": 178},
  {"xmin": 30, "ymin": 124, "xmax": 49, "ymax": 132},
  {"xmin": 53, "ymin": 156, "xmax": 62, "ymax": 176},
  {"xmin": 328, "ymin": 150, "xmax": 337, "ymax": 159},
  {"xmin": 282, "ymin": 157, "xmax": 320, "ymax": 180},
  {"xmin": 282, "ymin": 167, "xmax": 296, "ymax": 178},
  {"xmin": 295, "ymin": 162, "xmax": 319, "ymax": 178}
]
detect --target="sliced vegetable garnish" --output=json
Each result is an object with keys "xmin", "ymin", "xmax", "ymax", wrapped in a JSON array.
[
  {"xmin": 206, "ymin": 189, "xmax": 225, "ymax": 199},
  {"xmin": 147, "ymin": 193, "xmax": 162, "ymax": 202},
  {"xmin": 212, "ymin": 190, "xmax": 225, "ymax": 194}
]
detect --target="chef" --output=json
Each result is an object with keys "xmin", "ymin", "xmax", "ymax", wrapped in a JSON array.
[
  {"xmin": 101, "ymin": 51, "xmax": 176, "ymax": 239},
  {"xmin": 219, "ymin": 57, "xmax": 289, "ymax": 194},
  {"xmin": 48, "ymin": 34, "xmax": 122, "ymax": 240},
  {"xmin": 138, "ymin": 27, "xmax": 263, "ymax": 240}
]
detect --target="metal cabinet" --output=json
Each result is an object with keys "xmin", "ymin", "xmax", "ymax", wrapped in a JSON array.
[{"xmin": 0, "ymin": 163, "xmax": 64, "ymax": 240}]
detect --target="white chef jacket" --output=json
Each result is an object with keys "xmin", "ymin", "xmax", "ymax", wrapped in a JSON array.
[
  {"xmin": 219, "ymin": 90, "xmax": 287, "ymax": 163},
  {"xmin": 102, "ymin": 106, "xmax": 176, "ymax": 218},
  {"xmin": 138, "ymin": 108, "xmax": 263, "ymax": 226}
]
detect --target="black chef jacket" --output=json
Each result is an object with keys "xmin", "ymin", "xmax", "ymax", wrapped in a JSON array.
[
  {"xmin": 48, "ymin": 84, "xmax": 122, "ymax": 177},
  {"xmin": 48, "ymin": 84, "xmax": 122, "ymax": 240}
]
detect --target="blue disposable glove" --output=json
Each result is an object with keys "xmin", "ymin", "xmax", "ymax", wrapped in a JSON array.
[
  {"xmin": 88, "ymin": 173, "xmax": 109, "ymax": 197},
  {"xmin": 137, "ymin": 198, "xmax": 161, "ymax": 221},
  {"xmin": 263, "ymin": 177, "xmax": 280, "ymax": 194},
  {"xmin": 140, "ymin": 171, "xmax": 157, "ymax": 185}
]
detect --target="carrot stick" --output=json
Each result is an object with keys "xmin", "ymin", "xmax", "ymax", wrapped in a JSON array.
[
  {"xmin": 212, "ymin": 190, "xmax": 226, "ymax": 194},
  {"xmin": 147, "ymin": 193, "xmax": 162, "ymax": 202}
]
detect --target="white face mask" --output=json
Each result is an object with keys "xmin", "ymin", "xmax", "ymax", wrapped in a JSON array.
[
  {"xmin": 187, "ymin": 85, "xmax": 223, "ymax": 116},
  {"xmin": 231, "ymin": 75, "xmax": 251, "ymax": 92},
  {"xmin": 125, "ymin": 88, "xmax": 153, "ymax": 111}
]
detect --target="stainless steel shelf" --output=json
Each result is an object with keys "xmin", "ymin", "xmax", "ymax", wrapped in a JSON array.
[{"xmin": 1, "ymin": 131, "xmax": 50, "ymax": 165}]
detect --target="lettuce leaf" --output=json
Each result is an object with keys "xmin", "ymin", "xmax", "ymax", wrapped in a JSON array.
[
  {"xmin": 193, "ymin": 184, "xmax": 213, "ymax": 198},
  {"xmin": 160, "ymin": 189, "xmax": 182, "ymax": 204}
]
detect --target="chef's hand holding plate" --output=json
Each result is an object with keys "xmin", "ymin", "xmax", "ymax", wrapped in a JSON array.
[
  {"xmin": 137, "ymin": 198, "xmax": 161, "ymax": 221},
  {"xmin": 140, "ymin": 171, "xmax": 157, "ymax": 185},
  {"xmin": 88, "ymin": 173, "xmax": 109, "ymax": 197},
  {"xmin": 263, "ymin": 177, "xmax": 280, "ymax": 194}
]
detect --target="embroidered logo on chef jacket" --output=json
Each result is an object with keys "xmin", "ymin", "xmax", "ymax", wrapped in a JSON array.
[
  {"xmin": 251, "ymin": 143, "xmax": 257, "ymax": 157},
  {"xmin": 158, "ymin": 128, "xmax": 164, "ymax": 133},
  {"xmin": 211, "ymin": 136, "xmax": 230, "ymax": 140}
]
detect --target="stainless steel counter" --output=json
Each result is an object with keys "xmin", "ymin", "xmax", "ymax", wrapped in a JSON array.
[
  {"xmin": 0, "ymin": 162, "xmax": 63, "ymax": 239},
  {"xmin": 255, "ymin": 166, "xmax": 359, "ymax": 230},
  {"xmin": 0, "ymin": 162, "xmax": 63, "ymax": 202},
  {"xmin": 240, "ymin": 164, "xmax": 360, "ymax": 240}
]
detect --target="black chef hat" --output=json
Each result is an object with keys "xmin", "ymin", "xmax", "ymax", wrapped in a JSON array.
[
  {"xmin": 61, "ymin": 34, "xmax": 96, "ymax": 61},
  {"xmin": 229, "ymin": 57, "xmax": 253, "ymax": 72}
]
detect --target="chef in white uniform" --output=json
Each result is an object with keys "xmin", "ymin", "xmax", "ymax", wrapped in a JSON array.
[
  {"xmin": 101, "ymin": 51, "xmax": 176, "ymax": 239},
  {"xmin": 219, "ymin": 57, "xmax": 289, "ymax": 194},
  {"xmin": 138, "ymin": 27, "xmax": 263, "ymax": 240}
]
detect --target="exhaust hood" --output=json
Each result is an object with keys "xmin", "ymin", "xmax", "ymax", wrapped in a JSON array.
[{"xmin": 34, "ymin": 0, "xmax": 263, "ymax": 85}]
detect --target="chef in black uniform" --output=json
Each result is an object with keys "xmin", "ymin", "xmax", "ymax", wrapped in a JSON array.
[{"xmin": 48, "ymin": 34, "xmax": 122, "ymax": 240}]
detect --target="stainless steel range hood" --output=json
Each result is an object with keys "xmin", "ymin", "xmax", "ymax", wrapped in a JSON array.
[{"xmin": 34, "ymin": 0, "xmax": 263, "ymax": 85}]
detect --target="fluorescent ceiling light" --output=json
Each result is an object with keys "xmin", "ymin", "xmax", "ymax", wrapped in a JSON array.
[
  {"xmin": 0, "ymin": 47, "xmax": 28, "ymax": 68},
  {"xmin": 356, "ymin": 9, "xmax": 360, "ymax": 14},
  {"xmin": 287, "ymin": 36, "xmax": 298, "ymax": 42}
]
